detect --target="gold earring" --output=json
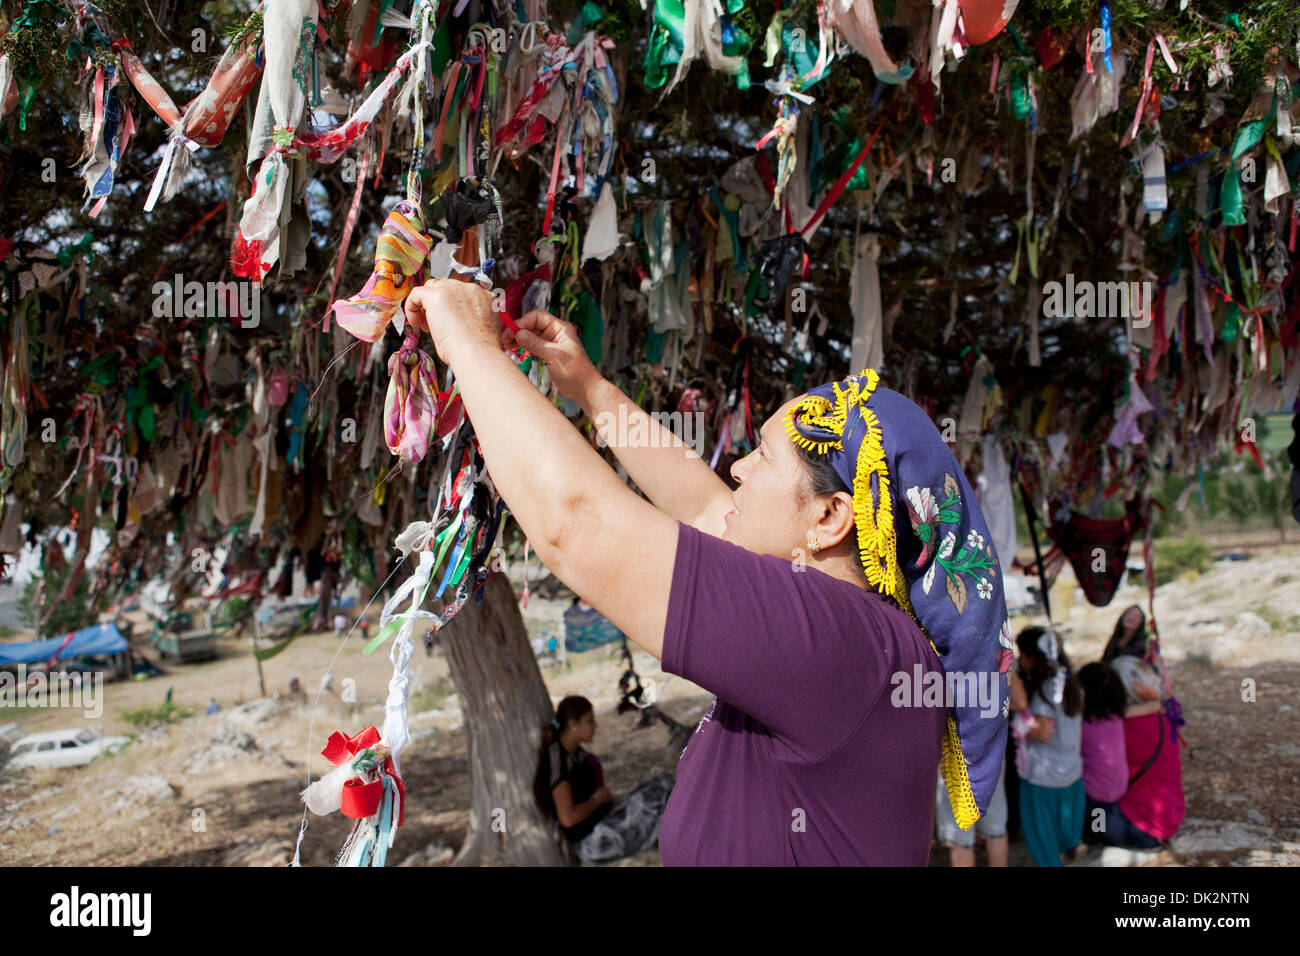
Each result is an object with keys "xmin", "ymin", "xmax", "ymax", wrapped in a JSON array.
[{"xmin": 808, "ymin": 536, "xmax": 819, "ymax": 554}]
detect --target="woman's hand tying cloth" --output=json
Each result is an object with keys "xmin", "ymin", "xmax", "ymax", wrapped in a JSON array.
[
  {"xmin": 496, "ymin": 307, "xmax": 733, "ymax": 532},
  {"xmin": 499, "ymin": 309, "xmax": 601, "ymax": 401},
  {"xmin": 404, "ymin": 280, "xmax": 679, "ymax": 660},
  {"xmin": 403, "ymin": 278, "xmax": 501, "ymax": 359}
]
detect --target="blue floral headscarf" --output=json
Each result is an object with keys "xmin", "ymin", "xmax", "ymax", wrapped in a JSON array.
[{"xmin": 784, "ymin": 369, "xmax": 1013, "ymax": 828}]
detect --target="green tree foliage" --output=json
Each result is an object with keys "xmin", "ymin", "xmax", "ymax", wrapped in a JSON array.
[
  {"xmin": 1152, "ymin": 536, "xmax": 1212, "ymax": 586},
  {"xmin": 221, "ymin": 595, "xmax": 248, "ymax": 623},
  {"xmin": 1149, "ymin": 449, "xmax": 1290, "ymax": 537},
  {"xmin": 18, "ymin": 567, "xmax": 93, "ymax": 637}
]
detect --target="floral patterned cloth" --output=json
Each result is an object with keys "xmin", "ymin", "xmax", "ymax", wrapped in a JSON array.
[
  {"xmin": 384, "ymin": 335, "xmax": 439, "ymax": 464},
  {"xmin": 785, "ymin": 369, "xmax": 1012, "ymax": 827}
]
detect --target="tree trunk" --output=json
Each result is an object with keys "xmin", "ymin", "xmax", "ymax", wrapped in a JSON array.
[{"xmin": 440, "ymin": 570, "xmax": 571, "ymax": 866}]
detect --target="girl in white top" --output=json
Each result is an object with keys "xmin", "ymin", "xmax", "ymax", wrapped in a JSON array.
[{"xmin": 1014, "ymin": 626, "xmax": 1085, "ymax": 866}]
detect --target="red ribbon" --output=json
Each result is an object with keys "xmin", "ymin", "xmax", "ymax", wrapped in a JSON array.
[
  {"xmin": 1234, "ymin": 436, "xmax": 1265, "ymax": 470},
  {"xmin": 321, "ymin": 726, "xmax": 406, "ymax": 825},
  {"xmin": 45, "ymin": 631, "xmax": 77, "ymax": 670}
]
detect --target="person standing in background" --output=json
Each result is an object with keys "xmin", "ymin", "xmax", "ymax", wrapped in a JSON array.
[{"xmin": 1015, "ymin": 626, "xmax": 1085, "ymax": 866}]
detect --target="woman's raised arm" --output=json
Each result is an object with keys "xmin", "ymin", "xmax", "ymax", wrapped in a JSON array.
[
  {"xmin": 410, "ymin": 281, "xmax": 680, "ymax": 660},
  {"xmin": 506, "ymin": 309, "xmax": 734, "ymax": 534}
]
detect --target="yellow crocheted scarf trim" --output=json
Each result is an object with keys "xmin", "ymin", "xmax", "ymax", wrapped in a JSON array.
[
  {"xmin": 942, "ymin": 715, "xmax": 981, "ymax": 830},
  {"xmin": 922, "ymin": 639, "xmax": 979, "ymax": 829},
  {"xmin": 787, "ymin": 369, "xmax": 982, "ymax": 830},
  {"xmin": 783, "ymin": 369, "xmax": 908, "ymax": 609}
]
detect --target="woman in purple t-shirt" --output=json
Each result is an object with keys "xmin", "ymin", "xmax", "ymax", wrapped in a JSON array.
[{"xmin": 407, "ymin": 284, "xmax": 1011, "ymax": 865}]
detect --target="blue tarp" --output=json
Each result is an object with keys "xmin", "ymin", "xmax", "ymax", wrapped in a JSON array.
[
  {"xmin": 563, "ymin": 603, "xmax": 624, "ymax": 654},
  {"xmin": 0, "ymin": 623, "xmax": 128, "ymax": 666}
]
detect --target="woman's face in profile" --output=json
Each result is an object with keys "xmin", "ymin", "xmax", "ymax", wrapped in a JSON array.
[
  {"xmin": 575, "ymin": 710, "xmax": 597, "ymax": 743},
  {"xmin": 1122, "ymin": 607, "xmax": 1144, "ymax": 635},
  {"xmin": 725, "ymin": 397, "xmax": 822, "ymax": 562}
]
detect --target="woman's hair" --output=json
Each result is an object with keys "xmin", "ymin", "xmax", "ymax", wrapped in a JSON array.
[
  {"xmin": 1015, "ymin": 625, "xmax": 1082, "ymax": 718},
  {"xmin": 793, "ymin": 441, "xmax": 851, "ymax": 500},
  {"xmin": 1102, "ymin": 604, "xmax": 1147, "ymax": 662},
  {"xmin": 1078, "ymin": 661, "xmax": 1128, "ymax": 722},
  {"xmin": 533, "ymin": 695, "xmax": 593, "ymax": 821}
]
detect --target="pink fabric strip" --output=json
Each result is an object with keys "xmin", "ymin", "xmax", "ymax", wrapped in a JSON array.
[
  {"xmin": 119, "ymin": 49, "xmax": 181, "ymax": 125},
  {"xmin": 1120, "ymin": 39, "xmax": 1156, "ymax": 148},
  {"xmin": 91, "ymin": 67, "xmax": 106, "ymax": 162},
  {"xmin": 573, "ymin": 39, "xmax": 590, "ymax": 195},
  {"xmin": 1155, "ymin": 34, "xmax": 1178, "ymax": 76},
  {"xmin": 120, "ymin": 106, "xmax": 135, "ymax": 165},
  {"xmin": 575, "ymin": 35, "xmax": 591, "ymax": 107},
  {"xmin": 464, "ymin": 99, "xmax": 474, "ymax": 178},
  {"xmin": 325, "ymin": 146, "xmax": 373, "ymax": 330},
  {"xmin": 989, "ymin": 53, "xmax": 999, "ymax": 94},
  {"xmin": 708, "ymin": 414, "xmax": 730, "ymax": 470}
]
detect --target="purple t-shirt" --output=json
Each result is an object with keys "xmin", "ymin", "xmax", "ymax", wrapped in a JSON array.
[
  {"xmin": 1080, "ymin": 715, "xmax": 1127, "ymax": 803},
  {"xmin": 658, "ymin": 523, "xmax": 946, "ymax": 866}
]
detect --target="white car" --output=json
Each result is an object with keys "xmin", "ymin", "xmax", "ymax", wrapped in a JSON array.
[{"xmin": 6, "ymin": 729, "xmax": 130, "ymax": 771}]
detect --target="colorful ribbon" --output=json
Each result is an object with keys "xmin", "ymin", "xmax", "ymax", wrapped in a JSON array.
[{"xmin": 320, "ymin": 726, "xmax": 406, "ymax": 825}]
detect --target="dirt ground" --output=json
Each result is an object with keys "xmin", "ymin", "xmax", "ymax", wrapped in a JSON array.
[{"xmin": 2, "ymin": 541, "xmax": 1298, "ymax": 867}]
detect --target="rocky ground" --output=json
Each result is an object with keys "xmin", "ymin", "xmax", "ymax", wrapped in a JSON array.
[{"xmin": 1, "ymin": 540, "xmax": 1297, "ymax": 867}]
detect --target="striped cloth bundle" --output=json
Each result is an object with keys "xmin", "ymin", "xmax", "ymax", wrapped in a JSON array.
[{"xmin": 332, "ymin": 200, "xmax": 434, "ymax": 343}]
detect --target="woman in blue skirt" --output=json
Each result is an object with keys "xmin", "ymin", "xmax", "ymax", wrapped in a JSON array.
[{"xmin": 1013, "ymin": 626, "xmax": 1085, "ymax": 866}]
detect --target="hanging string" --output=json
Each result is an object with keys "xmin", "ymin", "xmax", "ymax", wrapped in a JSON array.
[{"xmin": 307, "ymin": 339, "xmax": 362, "ymax": 407}]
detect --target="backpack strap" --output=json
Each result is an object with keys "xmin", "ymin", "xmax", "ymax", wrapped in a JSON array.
[{"xmin": 1127, "ymin": 713, "xmax": 1164, "ymax": 788}]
